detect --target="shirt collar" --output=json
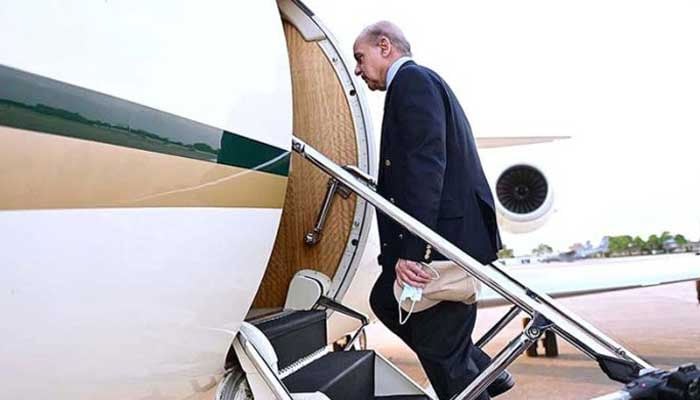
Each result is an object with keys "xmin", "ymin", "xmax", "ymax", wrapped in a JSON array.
[{"xmin": 386, "ymin": 56, "xmax": 413, "ymax": 89}]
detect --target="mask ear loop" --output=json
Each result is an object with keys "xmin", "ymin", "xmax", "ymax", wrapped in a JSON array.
[
  {"xmin": 398, "ymin": 297, "xmax": 416, "ymax": 325},
  {"xmin": 420, "ymin": 262, "xmax": 440, "ymax": 281},
  {"xmin": 398, "ymin": 263, "xmax": 439, "ymax": 325}
]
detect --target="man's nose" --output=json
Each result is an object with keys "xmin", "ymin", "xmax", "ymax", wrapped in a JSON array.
[{"xmin": 354, "ymin": 65, "xmax": 361, "ymax": 76}]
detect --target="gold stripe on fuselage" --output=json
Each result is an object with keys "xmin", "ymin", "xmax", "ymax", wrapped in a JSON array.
[{"xmin": 0, "ymin": 126, "xmax": 288, "ymax": 210}]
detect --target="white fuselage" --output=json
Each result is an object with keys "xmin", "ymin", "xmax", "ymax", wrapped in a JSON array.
[
  {"xmin": 0, "ymin": 1, "xmax": 294, "ymax": 398},
  {"xmin": 1, "ymin": 208, "xmax": 279, "ymax": 398}
]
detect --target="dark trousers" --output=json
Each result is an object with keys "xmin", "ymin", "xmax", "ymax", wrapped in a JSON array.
[{"xmin": 370, "ymin": 272, "xmax": 491, "ymax": 400}]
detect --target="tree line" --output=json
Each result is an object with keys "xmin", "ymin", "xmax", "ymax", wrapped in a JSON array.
[
  {"xmin": 498, "ymin": 231, "xmax": 696, "ymax": 259},
  {"xmin": 605, "ymin": 232, "xmax": 691, "ymax": 256}
]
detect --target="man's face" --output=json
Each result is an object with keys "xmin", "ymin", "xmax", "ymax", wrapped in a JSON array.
[{"xmin": 353, "ymin": 37, "xmax": 388, "ymax": 91}]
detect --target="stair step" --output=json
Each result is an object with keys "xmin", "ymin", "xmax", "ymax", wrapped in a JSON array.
[
  {"xmin": 283, "ymin": 350, "xmax": 375, "ymax": 400},
  {"xmin": 375, "ymin": 396, "xmax": 431, "ymax": 400},
  {"xmin": 252, "ymin": 310, "xmax": 327, "ymax": 370}
]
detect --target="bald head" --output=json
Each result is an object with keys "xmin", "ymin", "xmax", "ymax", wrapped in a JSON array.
[
  {"xmin": 353, "ymin": 21, "xmax": 411, "ymax": 91},
  {"xmin": 356, "ymin": 21, "xmax": 412, "ymax": 57}
]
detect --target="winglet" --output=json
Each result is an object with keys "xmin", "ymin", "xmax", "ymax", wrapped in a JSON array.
[{"xmin": 476, "ymin": 136, "xmax": 571, "ymax": 149}]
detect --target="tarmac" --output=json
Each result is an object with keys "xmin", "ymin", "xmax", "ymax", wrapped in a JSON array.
[{"xmin": 366, "ymin": 280, "xmax": 700, "ymax": 399}]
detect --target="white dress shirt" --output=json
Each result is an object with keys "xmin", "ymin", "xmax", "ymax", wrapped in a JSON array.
[{"xmin": 386, "ymin": 56, "xmax": 413, "ymax": 89}]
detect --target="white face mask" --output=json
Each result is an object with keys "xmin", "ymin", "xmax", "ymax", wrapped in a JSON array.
[
  {"xmin": 397, "ymin": 284, "xmax": 423, "ymax": 325},
  {"xmin": 400, "ymin": 284, "xmax": 423, "ymax": 303},
  {"xmin": 397, "ymin": 263, "xmax": 439, "ymax": 325}
]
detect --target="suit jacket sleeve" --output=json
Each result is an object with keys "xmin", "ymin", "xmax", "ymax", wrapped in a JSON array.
[{"xmin": 392, "ymin": 68, "xmax": 446, "ymax": 262}]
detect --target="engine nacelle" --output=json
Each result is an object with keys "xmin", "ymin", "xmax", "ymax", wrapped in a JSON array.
[{"xmin": 494, "ymin": 164, "xmax": 554, "ymax": 233}]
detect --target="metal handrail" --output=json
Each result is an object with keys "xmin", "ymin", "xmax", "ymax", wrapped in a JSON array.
[
  {"xmin": 486, "ymin": 261, "xmax": 649, "ymax": 367},
  {"xmin": 291, "ymin": 136, "xmax": 651, "ymax": 373}
]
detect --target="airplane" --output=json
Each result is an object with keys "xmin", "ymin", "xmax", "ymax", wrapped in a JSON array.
[
  {"xmin": 541, "ymin": 237, "xmax": 610, "ymax": 262},
  {"xmin": 2, "ymin": 1, "xmax": 699, "ymax": 399},
  {"xmin": 662, "ymin": 237, "xmax": 680, "ymax": 253}
]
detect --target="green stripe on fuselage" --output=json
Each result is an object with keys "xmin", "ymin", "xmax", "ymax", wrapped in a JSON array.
[{"xmin": 0, "ymin": 64, "xmax": 289, "ymax": 176}]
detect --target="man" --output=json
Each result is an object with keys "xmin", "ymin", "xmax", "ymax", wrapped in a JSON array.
[{"xmin": 353, "ymin": 21, "xmax": 513, "ymax": 399}]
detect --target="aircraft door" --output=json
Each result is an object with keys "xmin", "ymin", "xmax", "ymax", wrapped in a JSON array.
[{"xmin": 252, "ymin": 0, "xmax": 375, "ymax": 311}]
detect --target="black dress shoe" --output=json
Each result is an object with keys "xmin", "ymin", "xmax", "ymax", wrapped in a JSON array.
[{"xmin": 487, "ymin": 370, "xmax": 515, "ymax": 397}]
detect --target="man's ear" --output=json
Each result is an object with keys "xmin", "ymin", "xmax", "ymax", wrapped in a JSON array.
[{"xmin": 378, "ymin": 36, "xmax": 392, "ymax": 57}]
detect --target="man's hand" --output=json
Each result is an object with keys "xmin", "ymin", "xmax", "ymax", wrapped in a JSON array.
[{"xmin": 395, "ymin": 258, "xmax": 432, "ymax": 288}]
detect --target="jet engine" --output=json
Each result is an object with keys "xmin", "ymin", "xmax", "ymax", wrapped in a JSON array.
[{"xmin": 494, "ymin": 164, "xmax": 554, "ymax": 233}]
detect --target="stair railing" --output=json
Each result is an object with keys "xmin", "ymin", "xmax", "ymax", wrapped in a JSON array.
[{"xmin": 291, "ymin": 136, "xmax": 654, "ymax": 400}]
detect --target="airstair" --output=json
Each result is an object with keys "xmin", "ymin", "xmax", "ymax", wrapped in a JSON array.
[
  {"xmin": 225, "ymin": 137, "xmax": 699, "ymax": 400},
  {"xmin": 229, "ymin": 304, "xmax": 432, "ymax": 400}
]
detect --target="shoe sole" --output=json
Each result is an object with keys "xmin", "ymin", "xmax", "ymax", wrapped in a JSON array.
[{"xmin": 487, "ymin": 375, "xmax": 515, "ymax": 397}]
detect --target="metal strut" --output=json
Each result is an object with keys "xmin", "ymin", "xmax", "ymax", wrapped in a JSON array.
[
  {"xmin": 456, "ymin": 314, "xmax": 553, "ymax": 400},
  {"xmin": 475, "ymin": 305, "xmax": 520, "ymax": 349},
  {"xmin": 291, "ymin": 136, "xmax": 654, "ymax": 398}
]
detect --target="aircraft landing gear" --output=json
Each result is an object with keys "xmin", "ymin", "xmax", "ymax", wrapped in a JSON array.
[
  {"xmin": 217, "ymin": 368, "xmax": 253, "ymax": 400},
  {"xmin": 542, "ymin": 330, "xmax": 559, "ymax": 357},
  {"xmin": 523, "ymin": 317, "xmax": 559, "ymax": 357},
  {"xmin": 332, "ymin": 330, "xmax": 368, "ymax": 352}
]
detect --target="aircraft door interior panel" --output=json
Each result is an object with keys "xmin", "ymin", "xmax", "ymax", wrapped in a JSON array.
[{"xmin": 252, "ymin": 0, "xmax": 374, "ymax": 311}]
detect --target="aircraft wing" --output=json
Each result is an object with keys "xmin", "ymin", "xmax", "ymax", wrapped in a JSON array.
[
  {"xmin": 476, "ymin": 136, "xmax": 571, "ymax": 148},
  {"xmin": 480, "ymin": 254, "xmax": 700, "ymax": 306}
]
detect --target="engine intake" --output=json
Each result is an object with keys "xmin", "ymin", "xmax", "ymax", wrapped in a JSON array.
[{"xmin": 495, "ymin": 164, "xmax": 553, "ymax": 233}]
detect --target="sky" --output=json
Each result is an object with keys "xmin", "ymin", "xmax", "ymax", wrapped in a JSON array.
[{"xmin": 303, "ymin": 0, "xmax": 700, "ymax": 254}]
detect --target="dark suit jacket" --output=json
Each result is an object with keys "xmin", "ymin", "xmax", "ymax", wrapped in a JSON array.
[{"xmin": 376, "ymin": 61, "xmax": 502, "ymax": 270}]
